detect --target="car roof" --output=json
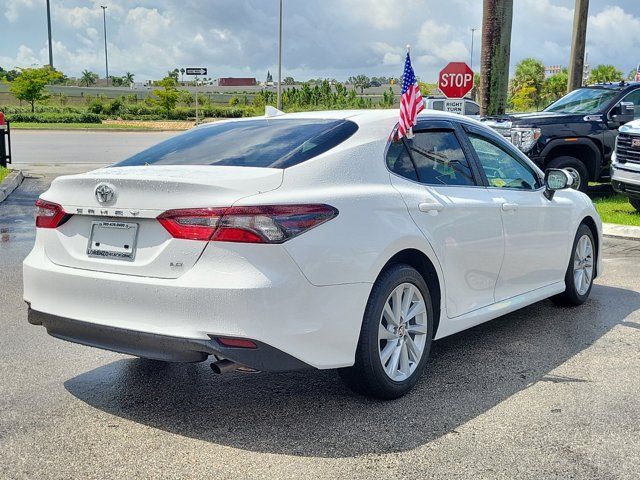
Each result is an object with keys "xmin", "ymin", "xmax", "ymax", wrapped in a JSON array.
[
  {"xmin": 194, "ymin": 108, "xmax": 487, "ymax": 134},
  {"xmin": 584, "ymin": 82, "xmax": 640, "ymax": 90},
  {"xmin": 276, "ymin": 108, "xmax": 481, "ymax": 127}
]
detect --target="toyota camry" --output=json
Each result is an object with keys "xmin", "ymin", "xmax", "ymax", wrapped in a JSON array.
[{"xmin": 23, "ymin": 109, "xmax": 602, "ymax": 399}]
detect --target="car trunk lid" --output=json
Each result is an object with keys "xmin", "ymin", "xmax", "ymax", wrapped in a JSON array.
[{"xmin": 39, "ymin": 165, "xmax": 283, "ymax": 278}]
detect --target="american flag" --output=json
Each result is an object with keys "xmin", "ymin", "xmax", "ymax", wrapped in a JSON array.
[{"xmin": 397, "ymin": 51, "xmax": 424, "ymax": 139}]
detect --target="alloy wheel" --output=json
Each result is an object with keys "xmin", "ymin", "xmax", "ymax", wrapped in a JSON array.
[
  {"xmin": 573, "ymin": 234, "xmax": 594, "ymax": 296},
  {"xmin": 378, "ymin": 282, "xmax": 428, "ymax": 381}
]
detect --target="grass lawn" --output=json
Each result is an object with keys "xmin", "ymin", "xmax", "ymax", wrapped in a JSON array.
[
  {"xmin": 0, "ymin": 166, "xmax": 9, "ymax": 183},
  {"xmin": 593, "ymin": 194, "xmax": 640, "ymax": 227}
]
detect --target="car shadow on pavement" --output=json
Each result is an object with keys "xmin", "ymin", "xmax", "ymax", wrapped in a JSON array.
[{"xmin": 64, "ymin": 284, "xmax": 640, "ymax": 458}]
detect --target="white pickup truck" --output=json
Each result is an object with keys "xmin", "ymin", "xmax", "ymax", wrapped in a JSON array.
[{"xmin": 611, "ymin": 120, "xmax": 640, "ymax": 212}]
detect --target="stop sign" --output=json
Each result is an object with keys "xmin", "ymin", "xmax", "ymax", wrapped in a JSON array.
[{"xmin": 438, "ymin": 62, "xmax": 474, "ymax": 99}]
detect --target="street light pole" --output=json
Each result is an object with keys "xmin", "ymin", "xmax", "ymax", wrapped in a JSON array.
[
  {"xmin": 470, "ymin": 28, "xmax": 477, "ymax": 71},
  {"xmin": 277, "ymin": 0, "xmax": 283, "ymax": 110},
  {"xmin": 46, "ymin": 0, "xmax": 54, "ymax": 68},
  {"xmin": 101, "ymin": 5, "xmax": 109, "ymax": 85}
]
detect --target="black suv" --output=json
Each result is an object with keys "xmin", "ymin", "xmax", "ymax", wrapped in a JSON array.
[{"xmin": 482, "ymin": 82, "xmax": 638, "ymax": 191}]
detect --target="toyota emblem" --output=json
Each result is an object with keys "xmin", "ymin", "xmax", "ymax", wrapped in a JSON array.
[{"xmin": 95, "ymin": 183, "xmax": 116, "ymax": 204}]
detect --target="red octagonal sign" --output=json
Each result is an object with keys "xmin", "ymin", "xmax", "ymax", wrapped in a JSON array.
[{"xmin": 439, "ymin": 62, "xmax": 474, "ymax": 99}]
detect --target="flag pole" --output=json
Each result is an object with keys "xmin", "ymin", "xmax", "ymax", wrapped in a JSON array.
[{"xmin": 406, "ymin": 44, "xmax": 415, "ymax": 139}]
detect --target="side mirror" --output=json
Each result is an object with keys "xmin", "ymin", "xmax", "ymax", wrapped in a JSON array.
[
  {"xmin": 611, "ymin": 101, "xmax": 635, "ymax": 126},
  {"xmin": 544, "ymin": 168, "xmax": 574, "ymax": 200}
]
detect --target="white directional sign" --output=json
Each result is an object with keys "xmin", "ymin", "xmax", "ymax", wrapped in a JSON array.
[
  {"xmin": 186, "ymin": 68, "xmax": 207, "ymax": 76},
  {"xmin": 443, "ymin": 99, "xmax": 465, "ymax": 115}
]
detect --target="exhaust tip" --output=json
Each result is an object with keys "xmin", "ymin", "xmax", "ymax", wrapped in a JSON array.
[{"xmin": 211, "ymin": 359, "xmax": 239, "ymax": 375}]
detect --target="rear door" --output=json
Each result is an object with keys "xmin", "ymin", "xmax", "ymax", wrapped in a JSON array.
[
  {"xmin": 387, "ymin": 120, "xmax": 504, "ymax": 318},
  {"xmin": 463, "ymin": 125, "xmax": 572, "ymax": 301}
]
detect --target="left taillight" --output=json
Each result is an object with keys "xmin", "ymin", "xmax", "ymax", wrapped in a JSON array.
[
  {"xmin": 157, "ymin": 204, "xmax": 338, "ymax": 243},
  {"xmin": 35, "ymin": 199, "xmax": 70, "ymax": 228}
]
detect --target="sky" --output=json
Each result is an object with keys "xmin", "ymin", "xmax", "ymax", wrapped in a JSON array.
[{"xmin": 1, "ymin": 0, "xmax": 639, "ymax": 82}]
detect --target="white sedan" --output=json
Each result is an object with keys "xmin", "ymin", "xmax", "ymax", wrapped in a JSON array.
[{"xmin": 23, "ymin": 110, "xmax": 602, "ymax": 399}]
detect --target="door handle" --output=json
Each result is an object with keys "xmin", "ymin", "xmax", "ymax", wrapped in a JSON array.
[
  {"xmin": 501, "ymin": 202, "xmax": 519, "ymax": 212},
  {"xmin": 418, "ymin": 201, "xmax": 445, "ymax": 213}
]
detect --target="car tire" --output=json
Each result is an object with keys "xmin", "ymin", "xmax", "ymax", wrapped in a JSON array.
[
  {"xmin": 552, "ymin": 224, "xmax": 595, "ymax": 307},
  {"xmin": 547, "ymin": 156, "xmax": 589, "ymax": 193},
  {"xmin": 629, "ymin": 197, "xmax": 640, "ymax": 213},
  {"xmin": 339, "ymin": 264, "xmax": 434, "ymax": 399}
]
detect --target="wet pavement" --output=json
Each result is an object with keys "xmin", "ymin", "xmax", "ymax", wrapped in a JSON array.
[{"xmin": 1, "ymin": 176, "xmax": 639, "ymax": 479}]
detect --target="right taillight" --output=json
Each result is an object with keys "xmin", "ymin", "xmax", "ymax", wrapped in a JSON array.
[
  {"xmin": 35, "ymin": 199, "xmax": 70, "ymax": 228},
  {"xmin": 158, "ymin": 204, "xmax": 338, "ymax": 243}
]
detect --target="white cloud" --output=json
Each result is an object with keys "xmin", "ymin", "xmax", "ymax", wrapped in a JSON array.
[
  {"xmin": 4, "ymin": 0, "xmax": 34, "ymax": 22},
  {"xmin": 417, "ymin": 20, "xmax": 469, "ymax": 62}
]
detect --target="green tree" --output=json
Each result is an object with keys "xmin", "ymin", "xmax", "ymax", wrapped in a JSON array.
[
  {"xmin": 542, "ymin": 68, "xmax": 569, "ymax": 105},
  {"xmin": 153, "ymin": 76, "xmax": 180, "ymax": 116},
  {"xmin": 266, "ymin": 71, "xmax": 273, "ymax": 83},
  {"xmin": 6, "ymin": 66, "xmax": 62, "ymax": 112},
  {"xmin": 380, "ymin": 86, "xmax": 395, "ymax": 107},
  {"xmin": 510, "ymin": 85, "xmax": 537, "ymax": 111},
  {"xmin": 124, "ymin": 72, "xmax": 135, "ymax": 86},
  {"xmin": 283, "ymin": 76, "xmax": 295, "ymax": 85},
  {"xmin": 80, "ymin": 69, "xmax": 98, "ymax": 87},
  {"xmin": 0, "ymin": 67, "xmax": 20, "ymax": 81},
  {"xmin": 179, "ymin": 90, "xmax": 194, "ymax": 107},
  {"xmin": 348, "ymin": 75, "xmax": 371, "ymax": 94},
  {"xmin": 167, "ymin": 69, "xmax": 180, "ymax": 81},
  {"xmin": 510, "ymin": 58, "xmax": 546, "ymax": 110},
  {"xmin": 588, "ymin": 64, "xmax": 623, "ymax": 84}
]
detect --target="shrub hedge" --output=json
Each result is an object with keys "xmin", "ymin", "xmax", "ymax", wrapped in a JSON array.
[{"xmin": 6, "ymin": 112, "xmax": 102, "ymax": 123}]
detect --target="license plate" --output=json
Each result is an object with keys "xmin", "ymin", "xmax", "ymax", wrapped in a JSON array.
[{"xmin": 87, "ymin": 221, "xmax": 139, "ymax": 261}]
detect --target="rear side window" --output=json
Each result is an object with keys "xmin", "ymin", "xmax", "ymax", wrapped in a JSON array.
[
  {"xmin": 387, "ymin": 130, "xmax": 476, "ymax": 186},
  {"xmin": 115, "ymin": 119, "xmax": 358, "ymax": 169},
  {"xmin": 465, "ymin": 101, "xmax": 480, "ymax": 115}
]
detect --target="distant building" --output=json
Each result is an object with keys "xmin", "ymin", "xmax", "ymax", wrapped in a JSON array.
[
  {"xmin": 214, "ymin": 77, "xmax": 257, "ymax": 87},
  {"xmin": 545, "ymin": 65, "xmax": 564, "ymax": 77}
]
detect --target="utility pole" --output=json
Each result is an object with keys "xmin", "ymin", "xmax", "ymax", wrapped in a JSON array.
[
  {"xmin": 46, "ymin": 0, "xmax": 54, "ymax": 68},
  {"xmin": 567, "ymin": 0, "xmax": 589, "ymax": 92},
  {"xmin": 277, "ymin": 0, "xmax": 283, "ymax": 110},
  {"xmin": 101, "ymin": 5, "xmax": 109, "ymax": 85},
  {"xmin": 470, "ymin": 28, "xmax": 478, "ymax": 71},
  {"xmin": 480, "ymin": 0, "xmax": 513, "ymax": 116}
]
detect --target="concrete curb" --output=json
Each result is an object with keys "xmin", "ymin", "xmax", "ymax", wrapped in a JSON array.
[
  {"xmin": 603, "ymin": 223, "xmax": 640, "ymax": 241},
  {"xmin": 0, "ymin": 170, "xmax": 24, "ymax": 203}
]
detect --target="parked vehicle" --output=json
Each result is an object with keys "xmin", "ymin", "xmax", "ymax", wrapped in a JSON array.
[
  {"xmin": 424, "ymin": 96, "xmax": 480, "ymax": 117},
  {"xmin": 611, "ymin": 119, "xmax": 640, "ymax": 212},
  {"xmin": 482, "ymin": 82, "xmax": 640, "ymax": 191},
  {"xmin": 24, "ymin": 110, "xmax": 602, "ymax": 399}
]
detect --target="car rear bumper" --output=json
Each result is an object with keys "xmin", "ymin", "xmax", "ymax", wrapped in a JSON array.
[
  {"xmin": 23, "ymin": 242, "xmax": 372, "ymax": 369},
  {"xmin": 28, "ymin": 309, "xmax": 311, "ymax": 370}
]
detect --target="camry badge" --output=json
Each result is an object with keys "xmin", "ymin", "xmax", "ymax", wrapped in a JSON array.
[{"xmin": 95, "ymin": 183, "xmax": 116, "ymax": 204}]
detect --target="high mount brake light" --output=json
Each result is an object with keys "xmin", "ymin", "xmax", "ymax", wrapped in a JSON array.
[
  {"xmin": 157, "ymin": 204, "xmax": 338, "ymax": 243},
  {"xmin": 35, "ymin": 199, "xmax": 70, "ymax": 228}
]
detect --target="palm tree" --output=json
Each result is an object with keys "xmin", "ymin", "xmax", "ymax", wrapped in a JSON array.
[
  {"xmin": 180, "ymin": 68, "xmax": 185, "ymax": 83},
  {"xmin": 124, "ymin": 72, "xmax": 135, "ymax": 86},
  {"xmin": 80, "ymin": 69, "xmax": 98, "ymax": 87},
  {"xmin": 480, "ymin": 0, "xmax": 514, "ymax": 115},
  {"xmin": 588, "ymin": 65, "xmax": 623, "ymax": 84}
]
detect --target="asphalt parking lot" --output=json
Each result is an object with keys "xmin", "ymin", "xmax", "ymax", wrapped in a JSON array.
[{"xmin": 1, "ymin": 173, "xmax": 639, "ymax": 479}]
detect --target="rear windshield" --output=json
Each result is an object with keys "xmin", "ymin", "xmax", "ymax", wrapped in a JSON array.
[{"xmin": 115, "ymin": 118, "xmax": 359, "ymax": 168}]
